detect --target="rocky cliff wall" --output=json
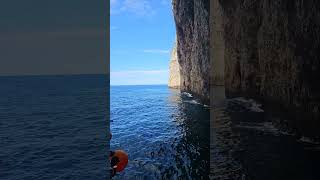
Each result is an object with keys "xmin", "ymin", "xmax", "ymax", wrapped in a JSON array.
[
  {"xmin": 172, "ymin": 0, "xmax": 210, "ymax": 103},
  {"xmin": 172, "ymin": 0, "xmax": 320, "ymax": 137},
  {"xmin": 216, "ymin": 0, "xmax": 320, "ymax": 138},
  {"xmin": 168, "ymin": 41, "xmax": 180, "ymax": 88}
]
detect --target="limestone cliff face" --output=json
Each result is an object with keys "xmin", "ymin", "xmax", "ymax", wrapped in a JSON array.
[
  {"xmin": 215, "ymin": 0, "xmax": 320, "ymax": 138},
  {"xmin": 168, "ymin": 41, "xmax": 180, "ymax": 88},
  {"xmin": 172, "ymin": 0, "xmax": 210, "ymax": 103},
  {"xmin": 172, "ymin": 0, "xmax": 320, "ymax": 137}
]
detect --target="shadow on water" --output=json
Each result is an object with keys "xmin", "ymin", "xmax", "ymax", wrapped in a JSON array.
[
  {"xmin": 210, "ymin": 86, "xmax": 320, "ymax": 180},
  {"xmin": 111, "ymin": 86, "xmax": 209, "ymax": 180},
  {"xmin": 160, "ymin": 89, "xmax": 210, "ymax": 179}
]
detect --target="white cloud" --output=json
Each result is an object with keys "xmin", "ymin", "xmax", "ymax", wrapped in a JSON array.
[
  {"xmin": 160, "ymin": 0, "xmax": 170, "ymax": 5},
  {"xmin": 111, "ymin": 26, "xmax": 119, "ymax": 30},
  {"xmin": 110, "ymin": 0, "xmax": 118, "ymax": 14},
  {"xmin": 143, "ymin": 49, "xmax": 170, "ymax": 54},
  {"xmin": 111, "ymin": 70, "xmax": 168, "ymax": 76},
  {"xmin": 110, "ymin": 69, "xmax": 169, "ymax": 85},
  {"xmin": 111, "ymin": 50, "xmax": 129, "ymax": 54},
  {"xmin": 121, "ymin": 0, "xmax": 155, "ymax": 16},
  {"xmin": 110, "ymin": 0, "xmax": 117, "ymax": 5},
  {"xmin": 111, "ymin": 0, "xmax": 155, "ymax": 16}
]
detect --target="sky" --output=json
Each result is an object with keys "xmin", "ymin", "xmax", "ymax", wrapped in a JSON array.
[
  {"xmin": 0, "ymin": 0, "xmax": 107, "ymax": 76},
  {"xmin": 110, "ymin": 0, "xmax": 176, "ymax": 85}
]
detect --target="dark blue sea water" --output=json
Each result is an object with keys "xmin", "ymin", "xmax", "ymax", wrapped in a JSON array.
[
  {"xmin": 0, "ymin": 75, "xmax": 109, "ymax": 180},
  {"xmin": 210, "ymin": 87, "xmax": 320, "ymax": 180},
  {"xmin": 110, "ymin": 85, "xmax": 210, "ymax": 179}
]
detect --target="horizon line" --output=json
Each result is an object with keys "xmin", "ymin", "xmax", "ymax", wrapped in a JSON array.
[{"xmin": 111, "ymin": 83, "xmax": 168, "ymax": 86}]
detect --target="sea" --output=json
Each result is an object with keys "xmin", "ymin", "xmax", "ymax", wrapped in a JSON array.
[
  {"xmin": 3, "ymin": 76, "xmax": 316, "ymax": 180},
  {"xmin": 110, "ymin": 85, "xmax": 210, "ymax": 180},
  {"xmin": 0, "ymin": 75, "xmax": 109, "ymax": 180},
  {"xmin": 210, "ymin": 86, "xmax": 320, "ymax": 180}
]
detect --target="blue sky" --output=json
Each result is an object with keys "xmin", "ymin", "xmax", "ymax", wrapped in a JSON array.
[{"xmin": 110, "ymin": 0, "xmax": 176, "ymax": 85}]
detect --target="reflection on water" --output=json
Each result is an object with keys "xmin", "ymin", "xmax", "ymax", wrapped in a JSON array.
[
  {"xmin": 111, "ymin": 85, "xmax": 209, "ymax": 179},
  {"xmin": 210, "ymin": 86, "xmax": 244, "ymax": 179},
  {"xmin": 210, "ymin": 86, "xmax": 320, "ymax": 180}
]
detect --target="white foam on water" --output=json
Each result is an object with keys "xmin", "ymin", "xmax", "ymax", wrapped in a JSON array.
[
  {"xmin": 229, "ymin": 97, "xmax": 264, "ymax": 112},
  {"xmin": 298, "ymin": 136, "xmax": 320, "ymax": 145},
  {"xmin": 262, "ymin": 122, "xmax": 279, "ymax": 133},
  {"xmin": 235, "ymin": 122, "xmax": 280, "ymax": 135},
  {"xmin": 181, "ymin": 92, "xmax": 210, "ymax": 108},
  {"xmin": 279, "ymin": 130, "xmax": 295, "ymax": 136},
  {"xmin": 248, "ymin": 102, "xmax": 264, "ymax": 112},
  {"xmin": 191, "ymin": 100, "xmax": 200, "ymax": 104},
  {"xmin": 182, "ymin": 92, "xmax": 193, "ymax": 98},
  {"xmin": 184, "ymin": 100, "xmax": 210, "ymax": 108}
]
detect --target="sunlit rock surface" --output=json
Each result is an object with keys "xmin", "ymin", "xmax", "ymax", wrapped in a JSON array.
[{"xmin": 168, "ymin": 41, "xmax": 180, "ymax": 89}]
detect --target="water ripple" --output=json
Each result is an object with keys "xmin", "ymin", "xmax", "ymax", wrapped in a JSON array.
[{"xmin": 111, "ymin": 85, "xmax": 210, "ymax": 179}]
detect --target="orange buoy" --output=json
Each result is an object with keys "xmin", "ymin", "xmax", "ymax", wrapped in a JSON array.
[{"xmin": 110, "ymin": 150, "xmax": 128, "ymax": 172}]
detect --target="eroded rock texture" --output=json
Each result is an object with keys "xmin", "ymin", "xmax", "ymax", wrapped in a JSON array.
[
  {"xmin": 168, "ymin": 41, "xmax": 180, "ymax": 88},
  {"xmin": 218, "ymin": 0, "xmax": 320, "ymax": 137},
  {"xmin": 172, "ymin": 0, "xmax": 210, "ymax": 103}
]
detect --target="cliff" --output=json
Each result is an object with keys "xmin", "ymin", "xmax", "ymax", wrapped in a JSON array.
[
  {"xmin": 172, "ymin": 0, "xmax": 320, "ymax": 137},
  {"xmin": 172, "ymin": 0, "xmax": 210, "ymax": 103},
  {"xmin": 168, "ymin": 41, "xmax": 180, "ymax": 88},
  {"xmin": 214, "ymin": 0, "xmax": 320, "ymax": 138}
]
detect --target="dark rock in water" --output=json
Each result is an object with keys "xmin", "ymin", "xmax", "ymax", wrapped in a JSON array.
[
  {"xmin": 172, "ymin": 0, "xmax": 210, "ymax": 104},
  {"xmin": 215, "ymin": 0, "xmax": 320, "ymax": 138}
]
